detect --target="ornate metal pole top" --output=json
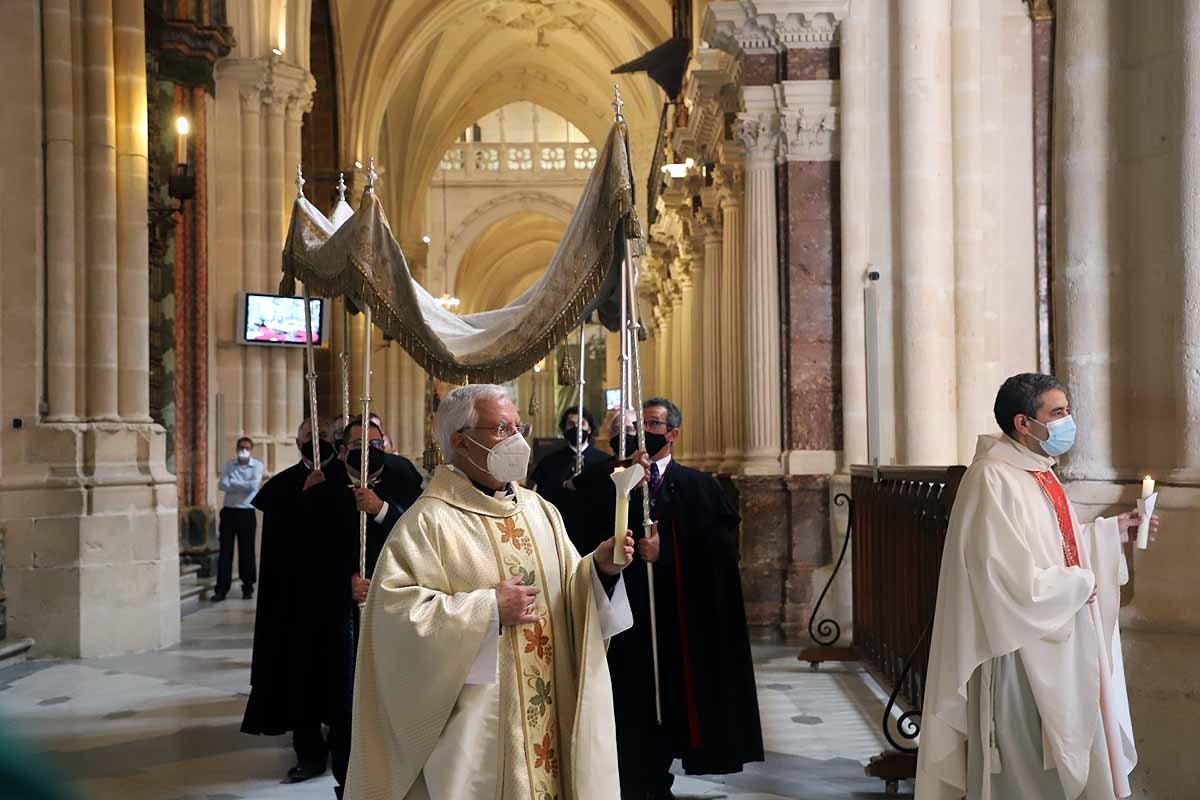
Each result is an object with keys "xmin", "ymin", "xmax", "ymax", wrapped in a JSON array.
[
  {"xmin": 366, "ymin": 157, "xmax": 378, "ymax": 192},
  {"xmin": 612, "ymin": 83, "xmax": 625, "ymax": 123},
  {"xmin": 295, "ymin": 164, "xmax": 305, "ymax": 197},
  {"xmin": 336, "ymin": 172, "xmax": 347, "ymax": 202}
]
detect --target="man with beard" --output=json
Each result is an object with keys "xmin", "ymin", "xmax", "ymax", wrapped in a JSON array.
[
  {"xmin": 576, "ymin": 399, "xmax": 763, "ymax": 800},
  {"xmin": 529, "ymin": 405, "xmax": 607, "ymax": 548},
  {"xmin": 240, "ymin": 418, "xmax": 341, "ymax": 784}
]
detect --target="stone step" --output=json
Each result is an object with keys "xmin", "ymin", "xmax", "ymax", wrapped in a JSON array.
[
  {"xmin": 181, "ymin": 563, "xmax": 201, "ymax": 579},
  {"xmin": 0, "ymin": 637, "xmax": 35, "ymax": 670},
  {"xmin": 180, "ymin": 574, "xmax": 216, "ymax": 616}
]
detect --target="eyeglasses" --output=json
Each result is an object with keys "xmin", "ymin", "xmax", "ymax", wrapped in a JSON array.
[
  {"xmin": 345, "ymin": 438, "xmax": 386, "ymax": 451},
  {"xmin": 462, "ymin": 422, "xmax": 531, "ymax": 439},
  {"xmin": 642, "ymin": 419, "xmax": 670, "ymax": 431}
]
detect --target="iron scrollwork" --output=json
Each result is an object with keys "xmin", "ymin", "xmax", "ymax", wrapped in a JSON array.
[
  {"xmin": 807, "ymin": 492, "xmax": 852, "ymax": 646},
  {"xmin": 881, "ymin": 621, "xmax": 931, "ymax": 753}
]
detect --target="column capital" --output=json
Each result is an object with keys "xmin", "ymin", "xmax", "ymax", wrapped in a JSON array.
[
  {"xmin": 1025, "ymin": 0, "xmax": 1055, "ymax": 21},
  {"xmin": 714, "ymin": 158, "xmax": 745, "ymax": 208},
  {"xmin": 736, "ymin": 111, "xmax": 783, "ymax": 166},
  {"xmin": 778, "ymin": 80, "xmax": 839, "ymax": 161}
]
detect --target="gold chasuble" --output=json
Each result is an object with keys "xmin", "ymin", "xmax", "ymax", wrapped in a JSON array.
[{"xmin": 345, "ymin": 465, "xmax": 623, "ymax": 800}]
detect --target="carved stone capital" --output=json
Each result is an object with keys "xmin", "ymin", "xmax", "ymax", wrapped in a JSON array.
[
  {"xmin": 703, "ymin": 1, "xmax": 849, "ymax": 57},
  {"xmin": 714, "ymin": 159, "xmax": 745, "ymax": 207},
  {"xmin": 778, "ymin": 80, "xmax": 838, "ymax": 161},
  {"xmin": 1025, "ymin": 0, "xmax": 1054, "ymax": 21},
  {"xmin": 736, "ymin": 111, "xmax": 782, "ymax": 166}
]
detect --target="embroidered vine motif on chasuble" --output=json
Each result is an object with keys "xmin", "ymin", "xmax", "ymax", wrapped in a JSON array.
[{"xmin": 487, "ymin": 513, "xmax": 563, "ymax": 800}]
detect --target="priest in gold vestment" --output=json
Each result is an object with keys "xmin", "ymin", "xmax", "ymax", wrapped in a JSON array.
[{"xmin": 345, "ymin": 384, "xmax": 636, "ymax": 800}]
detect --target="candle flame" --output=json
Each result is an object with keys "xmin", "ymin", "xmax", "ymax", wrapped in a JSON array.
[{"xmin": 175, "ymin": 116, "xmax": 189, "ymax": 136}]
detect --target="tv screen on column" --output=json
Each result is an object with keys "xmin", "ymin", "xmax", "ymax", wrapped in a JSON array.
[{"xmin": 236, "ymin": 292, "xmax": 326, "ymax": 346}]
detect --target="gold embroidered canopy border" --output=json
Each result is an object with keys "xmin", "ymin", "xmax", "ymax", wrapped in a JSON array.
[{"xmin": 280, "ymin": 123, "xmax": 645, "ymax": 384}]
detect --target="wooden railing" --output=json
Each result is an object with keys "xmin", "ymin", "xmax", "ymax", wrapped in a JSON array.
[{"xmin": 801, "ymin": 464, "xmax": 967, "ymax": 793}]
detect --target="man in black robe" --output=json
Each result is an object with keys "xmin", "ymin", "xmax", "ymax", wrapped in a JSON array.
[
  {"xmin": 240, "ymin": 418, "xmax": 341, "ymax": 784},
  {"xmin": 529, "ymin": 405, "xmax": 608, "ymax": 548},
  {"xmin": 577, "ymin": 398, "xmax": 763, "ymax": 800},
  {"xmin": 324, "ymin": 415, "xmax": 424, "ymax": 798}
]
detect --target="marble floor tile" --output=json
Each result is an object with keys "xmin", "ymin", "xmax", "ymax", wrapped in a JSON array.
[{"xmin": 0, "ymin": 601, "xmax": 913, "ymax": 799}]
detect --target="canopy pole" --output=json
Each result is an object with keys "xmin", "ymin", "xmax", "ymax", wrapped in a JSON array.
[
  {"xmin": 574, "ymin": 319, "xmax": 587, "ymax": 475},
  {"xmin": 626, "ymin": 230, "xmax": 662, "ymax": 726},
  {"xmin": 302, "ymin": 286, "xmax": 320, "ymax": 464},
  {"xmin": 340, "ymin": 301, "xmax": 351, "ymax": 427},
  {"xmin": 358, "ymin": 306, "xmax": 373, "ymax": 599}
]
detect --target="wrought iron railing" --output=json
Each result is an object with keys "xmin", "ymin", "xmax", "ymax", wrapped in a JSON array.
[
  {"xmin": 436, "ymin": 141, "xmax": 598, "ymax": 181},
  {"xmin": 802, "ymin": 464, "xmax": 967, "ymax": 793}
]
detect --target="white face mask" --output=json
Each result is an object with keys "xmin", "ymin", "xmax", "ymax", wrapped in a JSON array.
[
  {"xmin": 464, "ymin": 431, "xmax": 531, "ymax": 484},
  {"xmin": 237, "ymin": 449, "xmax": 251, "ymax": 462}
]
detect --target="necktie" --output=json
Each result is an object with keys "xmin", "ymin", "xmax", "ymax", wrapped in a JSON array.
[{"xmin": 649, "ymin": 461, "xmax": 662, "ymax": 495}]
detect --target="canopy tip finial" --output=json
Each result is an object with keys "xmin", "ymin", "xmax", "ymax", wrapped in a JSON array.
[
  {"xmin": 612, "ymin": 83, "xmax": 625, "ymax": 123},
  {"xmin": 336, "ymin": 171, "xmax": 347, "ymax": 202},
  {"xmin": 366, "ymin": 157, "xmax": 378, "ymax": 192},
  {"xmin": 295, "ymin": 164, "xmax": 305, "ymax": 197}
]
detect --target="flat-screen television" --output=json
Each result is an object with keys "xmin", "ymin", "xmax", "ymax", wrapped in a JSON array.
[
  {"xmin": 605, "ymin": 388, "xmax": 622, "ymax": 411},
  {"xmin": 236, "ymin": 292, "xmax": 326, "ymax": 346}
]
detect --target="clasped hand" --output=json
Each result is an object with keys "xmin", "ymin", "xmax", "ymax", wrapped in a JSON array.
[{"xmin": 1116, "ymin": 511, "xmax": 1161, "ymax": 545}]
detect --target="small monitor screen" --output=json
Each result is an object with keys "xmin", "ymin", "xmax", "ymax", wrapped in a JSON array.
[
  {"xmin": 242, "ymin": 293, "xmax": 324, "ymax": 346},
  {"xmin": 605, "ymin": 388, "xmax": 622, "ymax": 411}
]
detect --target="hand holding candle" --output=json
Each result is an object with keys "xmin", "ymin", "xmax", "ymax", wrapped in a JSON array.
[
  {"xmin": 1136, "ymin": 475, "xmax": 1157, "ymax": 550},
  {"xmin": 609, "ymin": 463, "xmax": 645, "ymax": 566}
]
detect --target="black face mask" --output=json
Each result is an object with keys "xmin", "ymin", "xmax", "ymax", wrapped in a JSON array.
[
  {"xmin": 563, "ymin": 426, "xmax": 591, "ymax": 445},
  {"xmin": 609, "ymin": 434, "xmax": 640, "ymax": 458},
  {"xmin": 644, "ymin": 432, "xmax": 669, "ymax": 456},
  {"xmin": 299, "ymin": 439, "xmax": 335, "ymax": 464},
  {"xmin": 347, "ymin": 447, "xmax": 388, "ymax": 476}
]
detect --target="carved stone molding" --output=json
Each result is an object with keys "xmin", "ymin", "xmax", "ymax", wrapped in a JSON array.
[
  {"xmin": 736, "ymin": 111, "xmax": 783, "ymax": 165},
  {"xmin": 673, "ymin": 48, "xmax": 742, "ymax": 164},
  {"xmin": 777, "ymin": 79, "xmax": 838, "ymax": 161},
  {"xmin": 704, "ymin": 1, "xmax": 849, "ymax": 55}
]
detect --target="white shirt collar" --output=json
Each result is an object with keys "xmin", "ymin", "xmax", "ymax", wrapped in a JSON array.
[
  {"xmin": 653, "ymin": 452, "xmax": 672, "ymax": 473},
  {"xmin": 568, "ymin": 440, "xmax": 590, "ymax": 454}
]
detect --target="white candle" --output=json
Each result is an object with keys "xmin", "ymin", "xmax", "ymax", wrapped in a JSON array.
[
  {"xmin": 175, "ymin": 116, "xmax": 189, "ymax": 167},
  {"xmin": 613, "ymin": 494, "xmax": 630, "ymax": 566},
  {"xmin": 1136, "ymin": 475, "xmax": 1155, "ymax": 550}
]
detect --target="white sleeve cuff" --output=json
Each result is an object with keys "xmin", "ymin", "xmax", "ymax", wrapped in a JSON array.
[
  {"xmin": 373, "ymin": 501, "xmax": 390, "ymax": 525},
  {"xmin": 591, "ymin": 565, "xmax": 634, "ymax": 640},
  {"xmin": 464, "ymin": 592, "xmax": 501, "ymax": 685}
]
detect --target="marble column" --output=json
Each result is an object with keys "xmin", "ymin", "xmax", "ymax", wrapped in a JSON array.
[
  {"xmin": 737, "ymin": 110, "xmax": 784, "ymax": 474},
  {"xmin": 952, "ymin": 0, "xmax": 990, "ymax": 462},
  {"xmin": 897, "ymin": 0, "xmax": 958, "ymax": 464},
  {"xmin": 264, "ymin": 92, "xmax": 289, "ymax": 448},
  {"xmin": 83, "ymin": 0, "xmax": 121, "ymax": 421},
  {"xmin": 1179, "ymin": 1, "xmax": 1200, "ymax": 478},
  {"xmin": 42, "ymin": 0, "xmax": 78, "ymax": 421},
  {"xmin": 676, "ymin": 269, "xmax": 696, "ymax": 462},
  {"xmin": 700, "ymin": 209, "xmax": 723, "ymax": 470},
  {"xmin": 839, "ymin": 15, "xmax": 869, "ymax": 466},
  {"xmin": 113, "ymin": 0, "xmax": 150, "ymax": 422},
  {"xmin": 1052, "ymin": 0, "xmax": 1112, "ymax": 479},
  {"xmin": 716, "ymin": 160, "xmax": 746, "ymax": 472},
  {"xmin": 683, "ymin": 235, "xmax": 706, "ymax": 466},
  {"xmin": 239, "ymin": 85, "xmax": 266, "ymax": 439}
]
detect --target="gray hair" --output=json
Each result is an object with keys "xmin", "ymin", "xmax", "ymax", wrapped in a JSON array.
[
  {"xmin": 644, "ymin": 397, "xmax": 682, "ymax": 429},
  {"xmin": 296, "ymin": 417, "xmax": 330, "ymax": 441},
  {"xmin": 435, "ymin": 384, "xmax": 511, "ymax": 456}
]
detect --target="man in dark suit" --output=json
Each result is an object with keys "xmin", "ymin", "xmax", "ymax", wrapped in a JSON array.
[
  {"xmin": 529, "ymin": 405, "xmax": 608, "ymax": 549},
  {"xmin": 310, "ymin": 414, "xmax": 422, "ymax": 798},
  {"xmin": 577, "ymin": 398, "xmax": 763, "ymax": 800},
  {"xmin": 240, "ymin": 418, "xmax": 340, "ymax": 783}
]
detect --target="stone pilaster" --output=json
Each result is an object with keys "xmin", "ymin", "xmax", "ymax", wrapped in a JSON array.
[
  {"xmin": 699, "ymin": 202, "xmax": 724, "ymax": 472},
  {"xmin": 715, "ymin": 157, "xmax": 746, "ymax": 473}
]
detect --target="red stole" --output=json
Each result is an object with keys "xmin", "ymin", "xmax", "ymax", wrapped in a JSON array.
[{"xmin": 1027, "ymin": 470, "xmax": 1081, "ymax": 567}]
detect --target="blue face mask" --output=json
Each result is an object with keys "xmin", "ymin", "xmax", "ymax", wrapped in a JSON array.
[{"xmin": 1030, "ymin": 415, "xmax": 1076, "ymax": 457}]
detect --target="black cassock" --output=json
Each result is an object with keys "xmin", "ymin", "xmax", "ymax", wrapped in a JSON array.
[
  {"xmin": 529, "ymin": 442, "xmax": 609, "ymax": 543},
  {"xmin": 242, "ymin": 460, "xmax": 346, "ymax": 736},
  {"xmin": 576, "ymin": 457, "xmax": 764, "ymax": 797}
]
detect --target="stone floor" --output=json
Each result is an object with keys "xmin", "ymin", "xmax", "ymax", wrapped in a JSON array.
[{"xmin": 0, "ymin": 599, "xmax": 912, "ymax": 799}]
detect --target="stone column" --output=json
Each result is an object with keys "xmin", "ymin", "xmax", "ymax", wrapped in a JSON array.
[
  {"xmin": 683, "ymin": 234, "xmax": 706, "ymax": 465},
  {"xmin": 668, "ymin": 278, "xmax": 685, "ymax": 454},
  {"xmin": 839, "ymin": 15, "xmax": 869, "ymax": 466},
  {"xmin": 114, "ymin": 0, "xmax": 150, "ymax": 422},
  {"xmin": 386, "ymin": 342, "xmax": 403, "ymax": 444},
  {"xmin": 700, "ymin": 209, "xmax": 723, "ymax": 470},
  {"xmin": 1179, "ymin": 1, "xmax": 1200, "ymax": 478},
  {"xmin": 1053, "ymin": 0, "xmax": 1112, "ymax": 479},
  {"xmin": 264, "ymin": 91, "xmax": 289, "ymax": 449},
  {"xmin": 285, "ymin": 95, "xmax": 307, "ymax": 437},
  {"xmin": 716, "ymin": 159, "xmax": 745, "ymax": 472},
  {"xmin": 897, "ymin": 0, "xmax": 957, "ymax": 464},
  {"xmin": 43, "ymin": 0, "xmax": 78, "ymax": 421},
  {"xmin": 737, "ymin": 108, "xmax": 784, "ymax": 474},
  {"xmin": 952, "ymin": 0, "xmax": 990, "ymax": 462},
  {"xmin": 83, "ymin": 0, "xmax": 121, "ymax": 421},
  {"xmin": 656, "ymin": 297, "xmax": 673, "ymax": 405},
  {"xmin": 534, "ymin": 356, "xmax": 557, "ymax": 438},
  {"xmin": 675, "ymin": 269, "xmax": 696, "ymax": 461},
  {"xmin": 239, "ymin": 85, "xmax": 266, "ymax": 439}
]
